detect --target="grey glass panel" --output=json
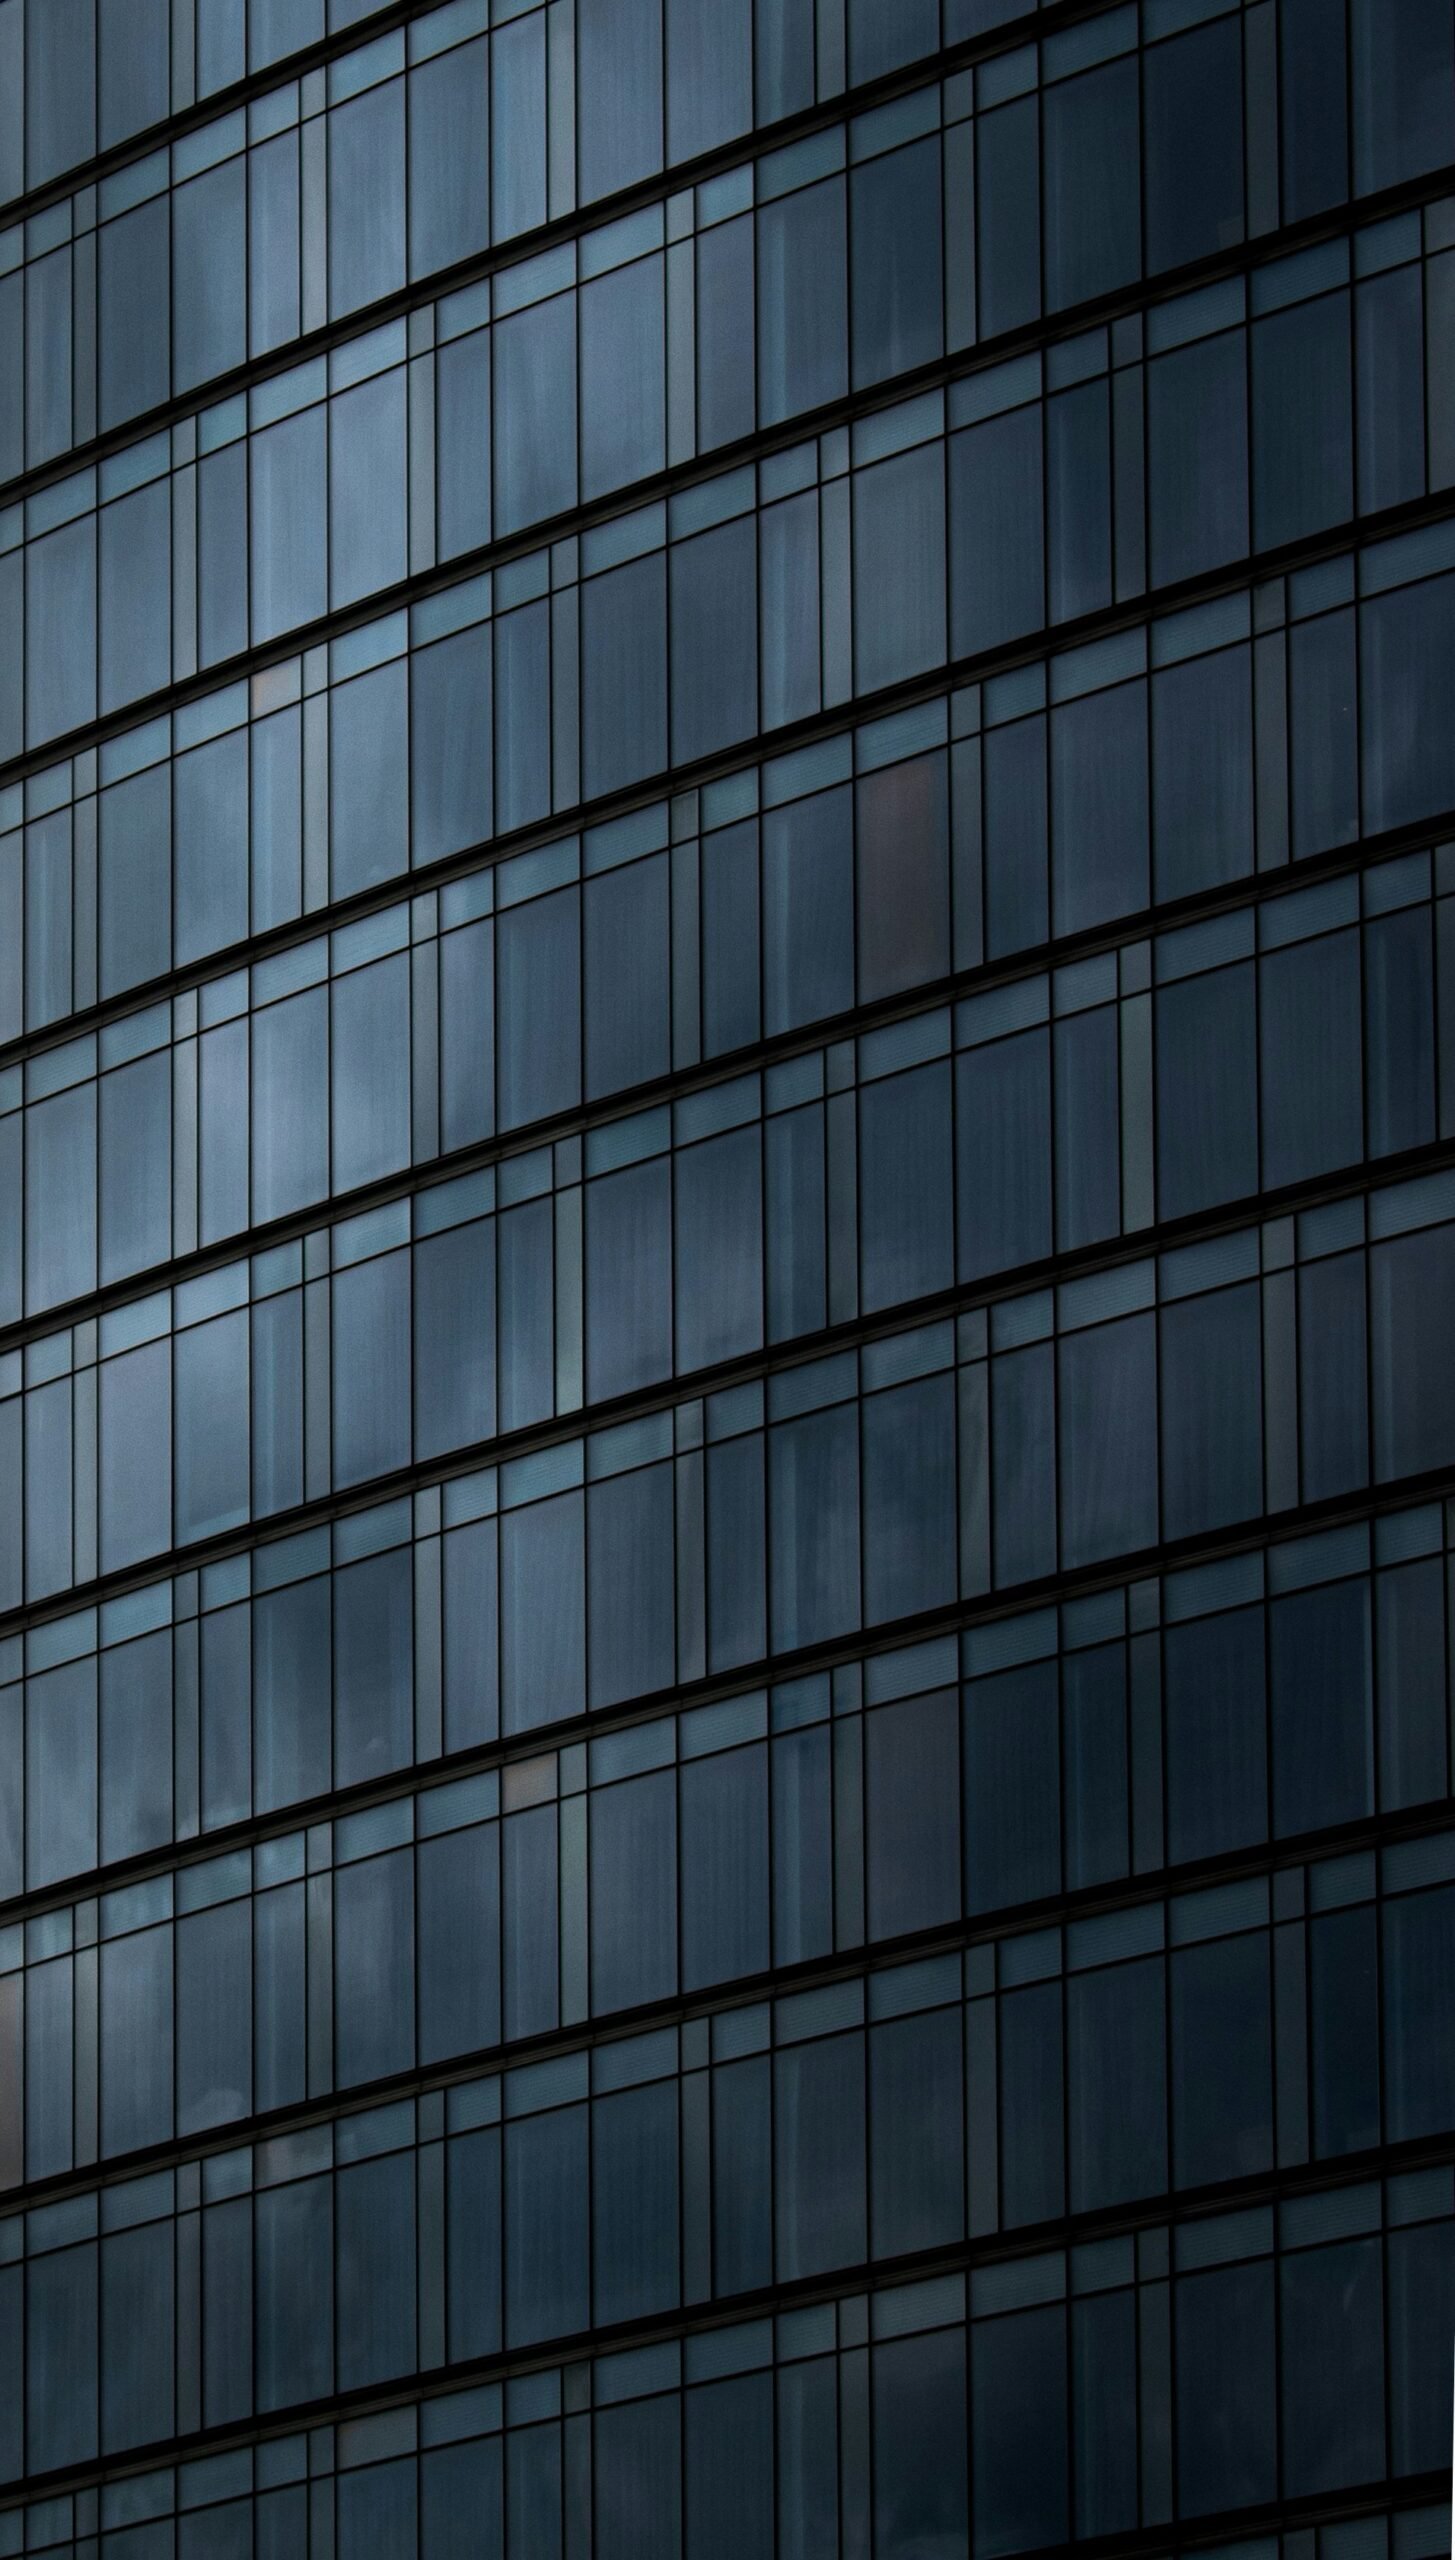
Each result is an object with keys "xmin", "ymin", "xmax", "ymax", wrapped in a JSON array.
[
  {"xmin": 585, "ymin": 854, "xmax": 670, "ymax": 1100},
  {"xmin": 24, "ymin": 250, "xmax": 72, "ymax": 470},
  {"xmin": 675, "ymin": 1123, "xmax": 763, "ymax": 1374},
  {"xmin": 505, "ymin": 2102, "xmax": 588, "ymax": 2345},
  {"xmin": 875, "ymin": 2326, "xmax": 970, "ymax": 2556},
  {"xmin": 1165, "ymin": 1606, "xmax": 1268, "ymax": 1864},
  {"xmin": 333, "ymin": 1248, "xmax": 412, "ymax": 1486},
  {"xmin": 1148, "ymin": 333, "xmax": 1249, "ymax": 587},
  {"xmin": 1282, "ymin": 2237, "xmax": 1386, "ymax": 2494},
  {"xmin": 758, "ymin": 179, "xmax": 848, "ymax": 427},
  {"xmin": 254, "ymin": 1576, "xmax": 331, "ymax": 1813},
  {"xmin": 581, "ymin": 259, "xmax": 666, "ymax": 502},
  {"xmin": 958, "ymin": 1033, "xmax": 1052, "ymax": 1282},
  {"xmin": 334, "ymin": 1545, "xmax": 414, "ymax": 1787},
  {"xmin": 1058, "ymin": 1314, "xmax": 1158, "ymax": 1569},
  {"xmin": 593, "ymin": 2077, "xmax": 679, "ymax": 2322},
  {"xmin": 853, "ymin": 442, "xmax": 946, "ymax": 695},
  {"xmin": 775, "ymin": 2032, "xmax": 866, "ymax": 2280},
  {"xmin": 102, "ymin": 2220, "xmax": 174, "ymax": 2454},
  {"xmin": 250, "ymin": 0, "xmax": 322, "ymax": 69},
  {"xmin": 1171, "ymin": 1930, "xmax": 1272, "ymax": 2188},
  {"xmin": 763, "ymin": 784, "xmax": 853, "ymax": 1036},
  {"xmin": 335, "ymin": 1848, "xmax": 414, "ymax": 2085},
  {"xmin": 1175, "ymin": 2261, "xmax": 1276, "ymax": 2515},
  {"xmin": 98, "ymin": 0, "xmax": 167, "ymax": 145},
  {"xmin": 501, "ymin": 1490, "xmax": 585, "ymax": 1734},
  {"xmin": 26, "ymin": 2246, "xmax": 96, "ymax": 2476},
  {"xmin": 175, "ymin": 728, "xmax": 249, "ymax": 966},
  {"xmin": 176, "ymin": 1308, "xmax": 251, "ymax": 1543},
  {"xmin": 99, "ymin": 198, "xmax": 170, "ymax": 429},
  {"xmin": 866, "ymin": 1688, "xmax": 960, "ymax": 1939},
  {"xmin": 100, "ymin": 1337, "xmax": 172, "ymax": 1573},
  {"xmin": 100, "ymin": 1925, "xmax": 174, "ymax": 2155},
  {"xmin": 491, "ymin": 13, "xmax": 547, "ymax": 242},
  {"xmin": 0, "ymin": 272, "xmax": 22, "ymax": 483},
  {"xmin": 976, "ymin": 96, "xmax": 1039, "ymax": 338},
  {"xmin": 1352, "ymin": 0, "xmax": 1455, "ymax": 191},
  {"xmin": 413, "ymin": 627, "xmax": 493, "ymax": 869},
  {"xmin": 671, "ymin": 515, "xmax": 758, "ymax": 764},
  {"xmin": 178, "ymin": 1899, "xmax": 252, "ymax": 2133},
  {"xmin": 332, "ymin": 953, "xmax": 411, "ymax": 1192},
  {"xmin": 494, "ymin": 295, "xmax": 577, "ymax": 539},
  {"xmin": 251, "ymin": 406, "xmax": 327, "ymax": 643},
  {"xmin": 1044, "ymin": 55, "xmax": 1140, "ymax": 309},
  {"xmin": 1270, "ymin": 1578, "xmax": 1374, "ymax": 1835},
  {"xmin": 1051, "ymin": 680, "xmax": 1149, "ymax": 937},
  {"xmin": 588, "ymin": 1462, "xmax": 676, "ymax": 1710},
  {"xmin": 1145, "ymin": 14, "xmax": 1244, "ymax": 272},
  {"xmin": 330, "ymin": 369, "xmax": 408, "ymax": 609},
  {"xmin": 175, "ymin": 159, "xmax": 247, "ymax": 392},
  {"xmin": 25, "ymin": 1081, "xmax": 95, "ymax": 1312},
  {"xmin": 1159, "ymin": 1283, "xmax": 1263, "ymax": 1541},
  {"xmin": 681, "ymin": 1745, "xmax": 770, "ymax": 1990},
  {"xmin": 577, "ymin": 0, "xmax": 663, "ymax": 200},
  {"xmin": 199, "ymin": 440, "xmax": 250, "ymax": 667},
  {"xmin": 329, "ymin": 80, "xmax": 406, "ymax": 315},
  {"xmin": 759, "ymin": 488, "xmax": 821, "ymax": 732},
  {"xmin": 26, "ymin": 517, "xmax": 95, "ymax": 746},
  {"xmin": 687, "ymin": 2371, "xmax": 773, "ymax": 2560},
  {"xmin": 951, "ymin": 410, "xmax": 1044, "ymax": 658},
  {"xmin": 410, "ymin": 41, "xmax": 490, "ymax": 281},
  {"xmin": 1361, "ymin": 573, "xmax": 1455, "ymax": 835},
  {"xmin": 257, "ymin": 2174, "xmax": 332, "ymax": 2411},
  {"xmin": 771, "ymin": 1402, "xmax": 860, "ymax": 1651},
  {"xmin": 582, "ymin": 553, "xmax": 668, "ymax": 800},
  {"xmin": 498, "ymin": 885, "xmax": 579, "ymax": 1128},
  {"xmin": 1254, "ymin": 292, "xmax": 1355, "ymax": 551},
  {"xmin": 100, "ymin": 476, "xmax": 172, "ymax": 713},
  {"xmin": 249, "ymin": 131, "xmax": 302, "ymax": 357},
  {"xmin": 852, "ymin": 137, "xmax": 943, "ymax": 391},
  {"xmin": 253, "ymin": 987, "xmax": 328, "ymax": 1223},
  {"xmin": 23, "ymin": 810, "xmax": 75, "ymax": 1034},
  {"xmin": 26, "ymin": 1659, "xmax": 97, "ymax": 1893},
  {"xmin": 591, "ymin": 1769, "xmax": 677, "ymax": 2012},
  {"xmin": 416, "ymin": 1220, "xmax": 496, "ymax": 1460},
  {"xmin": 1152, "ymin": 645, "xmax": 1254, "ymax": 899},
  {"xmin": 860, "ymin": 1063, "xmax": 954, "ymax": 1312}
]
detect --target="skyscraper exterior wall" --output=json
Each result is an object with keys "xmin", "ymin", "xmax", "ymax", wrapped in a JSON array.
[{"xmin": 1, "ymin": 0, "xmax": 1455, "ymax": 2550}]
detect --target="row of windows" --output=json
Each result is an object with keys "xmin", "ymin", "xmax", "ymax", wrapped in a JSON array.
[
  {"xmin": 3, "ymin": 1682, "xmax": 1453, "ymax": 2202},
  {"xmin": 10, "ymin": 524, "xmax": 1455, "ymax": 1064},
  {"xmin": 9, "ymin": 1, "xmax": 1451, "ymax": 477},
  {"xmin": 4, "ymin": 822, "xmax": 1448, "ymax": 1329},
  {"xmin": 4, "ymin": 710, "xmax": 988, "ymax": 1200},
  {"xmin": 0, "ymin": 2474, "xmax": 1446, "ymax": 2560},
  {"xmin": 0, "ymin": 1445, "xmax": 1446, "ymax": 1899},
  {"xmin": 0, "ymin": 2137, "xmax": 1449, "ymax": 2519},
  {"xmin": 7, "ymin": 0, "xmax": 1446, "ymax": 2538},
  {"xmin": 0, "ymin": 0, "xmax": 998, "ymax": 209},
  {"xmin": 3, "ymin": 0, "xmax": 387, "ymax": 198},
  {"xmin": 0, "ymin": 2325, "xmax": 1449, "ymax": 2560},
  {"xmin": 7, "ymin": 205, "xmax": 1454, "ymax": 759},
  {"xmin": 4, "ymin": 1158, "xmax": 1455, "ymax": 1618}
]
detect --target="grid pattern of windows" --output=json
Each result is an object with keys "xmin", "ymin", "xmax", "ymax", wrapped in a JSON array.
[
  {"xmin": 0, "ymin": 1880, "xmax": 1452, "ymax": 2476},
  {"xmin": 2, "ymin": 830, "xmax": 1452, "ymax": 1328},
  {"xmin": 6, "ymin": 213, "xmax": 1455, "ymax": 760},
  {"xmin": 5, "ymin": 13, "xmax": 1455, "ymax": 481},
  {"xmin": 3, "ymin": 0, "xmax": 1455, "ymax": 2543}
]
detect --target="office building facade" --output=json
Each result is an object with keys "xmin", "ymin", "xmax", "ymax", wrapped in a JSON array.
[{"xmin": 1, "ymin": 0, "xmax": 1454, "ymax": 2549}]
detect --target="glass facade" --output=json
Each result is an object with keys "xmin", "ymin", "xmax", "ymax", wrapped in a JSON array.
[{"xmin": 1, "ymin": 0, "xmax": 1453, "ymax": 2551}]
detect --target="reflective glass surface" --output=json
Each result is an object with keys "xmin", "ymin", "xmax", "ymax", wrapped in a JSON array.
[{"xmin": 2, "ymin": 0, "xmax": 1452, "ymax": 2536}]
